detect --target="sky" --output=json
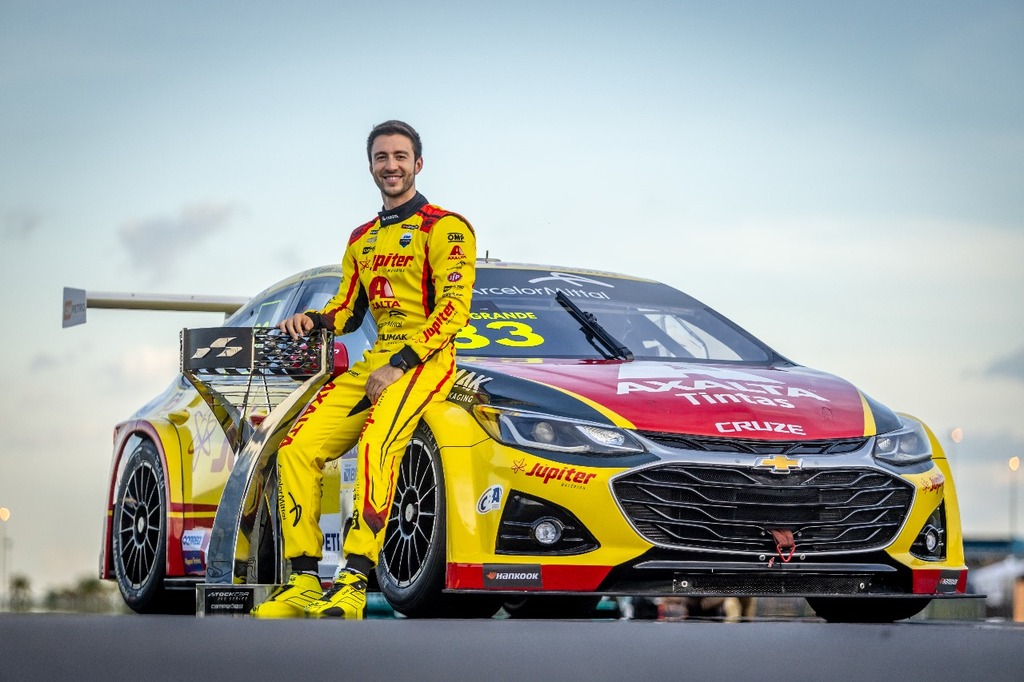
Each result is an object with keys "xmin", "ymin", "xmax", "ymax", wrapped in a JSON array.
[{"xmin": 1, "ymin": 1, "xmax": 1022, "ymax": 596}]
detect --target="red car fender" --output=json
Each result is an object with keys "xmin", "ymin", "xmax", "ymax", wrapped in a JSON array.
[{"xmin": 100, "ymin": 420, "xmax": 182, "ymax": 579}]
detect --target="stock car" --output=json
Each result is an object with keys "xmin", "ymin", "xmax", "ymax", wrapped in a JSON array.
[{"xmin": 96, "ymin": 261, "xmax": 967, "ymax": 622}]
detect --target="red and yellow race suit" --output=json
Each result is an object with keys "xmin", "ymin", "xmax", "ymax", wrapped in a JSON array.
[{"xmin": 276, "ymin": 192, "xmax": 475, "ymax": 571}]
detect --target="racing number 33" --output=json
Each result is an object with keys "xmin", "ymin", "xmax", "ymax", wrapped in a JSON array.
[{"xmin": 456, "ymin": 321, "xmax": 544, "ymax": 350}]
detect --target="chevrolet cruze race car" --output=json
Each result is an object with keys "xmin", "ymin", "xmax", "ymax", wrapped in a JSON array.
[{"xmin": 100, "ymin": 261, "xmax": 967, "ymax": 622}]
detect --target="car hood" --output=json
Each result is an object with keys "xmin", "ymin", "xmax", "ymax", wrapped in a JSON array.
[{"xmin": 457, "ymin": 358, "xmax": 896, "ymax": 440}]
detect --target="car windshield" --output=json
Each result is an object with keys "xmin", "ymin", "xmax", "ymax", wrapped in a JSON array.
[{"xmin": 462, "ymin": 267, "xmax": 772, "ymax": 362}]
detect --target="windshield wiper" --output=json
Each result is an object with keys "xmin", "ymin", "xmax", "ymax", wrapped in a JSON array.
[{"xmin": 555, "ymin": 291, "xmax": 634, "ymax": 361}]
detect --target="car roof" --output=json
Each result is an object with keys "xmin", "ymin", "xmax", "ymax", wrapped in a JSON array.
[
  {"xmin": 294, "ymin": 259, "xmax": 661, "ymax": 284},
  {"xmin": 243, "ymin": 260, "xmax": 667, "ymax": 309}
]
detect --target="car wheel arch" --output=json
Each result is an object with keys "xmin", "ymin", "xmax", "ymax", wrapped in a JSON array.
[{"xmin": 106, "ymin": 422, "xmax": 182, "ymax": 582}]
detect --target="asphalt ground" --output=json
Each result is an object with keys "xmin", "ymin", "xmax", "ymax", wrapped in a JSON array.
[{"xmin": 2, "ymin": 614, "xmax": 1023, "ymax": 682}]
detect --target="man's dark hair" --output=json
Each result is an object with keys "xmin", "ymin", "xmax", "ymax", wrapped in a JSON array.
[{"xmin": 366, "ymin": 120, "xmax": 422, "ymax": 160}]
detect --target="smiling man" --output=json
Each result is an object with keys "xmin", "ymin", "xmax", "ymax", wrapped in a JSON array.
[{"xmin": 252, "ymin": 120, "xmax": 477, "ymax": 619}]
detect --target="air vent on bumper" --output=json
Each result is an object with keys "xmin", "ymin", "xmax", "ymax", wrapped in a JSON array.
[{"xmin": 496, "ymin": 491, "xmax": 599, "ymax": 555}]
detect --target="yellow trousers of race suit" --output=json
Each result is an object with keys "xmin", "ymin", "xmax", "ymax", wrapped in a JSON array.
[{"xmin": 276, "ymin": 345, "xmax": 457, "ymax": 569}]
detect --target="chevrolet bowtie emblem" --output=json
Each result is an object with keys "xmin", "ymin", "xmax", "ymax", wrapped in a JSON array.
[{"xmin": 756, "ymin": 455, "xmax": 802, "ymax": 474}]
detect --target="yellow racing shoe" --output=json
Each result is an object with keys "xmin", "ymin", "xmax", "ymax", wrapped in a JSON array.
[
  {"xmin": 251, "ymin": 572, "xmax": 323, "ymax": 619},
  {"xmin": 305, "ymin": 568, "xmax": 367, "ymax": 619}
]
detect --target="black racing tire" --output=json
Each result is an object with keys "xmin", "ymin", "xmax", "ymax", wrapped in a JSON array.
[
  {"xmin": 376, "ymin": 423, "xmax": 502, "ymax": 619},
  {"xmin": 805, "ymin": 596, "xmax": 931, "ymax": 623},
  {"xmin": 112, "ymin": 439, "xmax": 190, "ymax": 614},
  {"xmin": 503, "ymin": 595, "xmax": 603, "ymax": 619}
]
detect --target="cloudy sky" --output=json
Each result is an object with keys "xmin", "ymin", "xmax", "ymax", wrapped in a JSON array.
[{"xmin": 1, "ymin": 1, "xmax": 1022, "ymax": 596}]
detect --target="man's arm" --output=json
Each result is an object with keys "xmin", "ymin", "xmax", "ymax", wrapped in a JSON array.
[
  {"xmin": 400, "ymin": 213, "xmax": 477, "ymax": 364},
  {"xmin": 279, "ymin": 228, "xmax": 366, "ymax": 339}
]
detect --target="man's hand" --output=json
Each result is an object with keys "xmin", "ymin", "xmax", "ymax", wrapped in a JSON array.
[
  {"xmin": 365, "ymin": 365, "xmax": 405, "ymax": 403},
  {"xmin": 280, "ymin": 313, "xmax": 315, "ymax": 340}
]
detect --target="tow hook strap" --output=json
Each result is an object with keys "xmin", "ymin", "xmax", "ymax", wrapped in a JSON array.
[{"xmin": 769, "ymin": 529, "xmax": 796, "ymax": 563}]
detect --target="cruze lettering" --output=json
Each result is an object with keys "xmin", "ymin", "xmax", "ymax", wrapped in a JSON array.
[{"xmin": 716, "ymin": 421, "xmax": 806, "ymax": 435}]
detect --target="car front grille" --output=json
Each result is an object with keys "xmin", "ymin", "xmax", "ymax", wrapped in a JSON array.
[
  {"xmin": 638, "ymin": 431, "xmax": 868, "ymax": 456},
  {"xmin": 612, "ymin": 463, "xmax": 915, "ymax": 555}
]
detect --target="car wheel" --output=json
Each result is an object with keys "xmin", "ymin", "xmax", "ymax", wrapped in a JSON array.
[
  {"xmin": 805, "ymin": 596, "xmax": 931, "ymax": 623},
  {"xmin": 376, "ymin": 422, "xmax": 501, "ymax": 618},
  {"xmin": 503, "ymin": 595, "xmax": 603, "ymax": 619},
  {"xmin": 112, "ymin": 439, "xmax": 189, "ymax": 613}
]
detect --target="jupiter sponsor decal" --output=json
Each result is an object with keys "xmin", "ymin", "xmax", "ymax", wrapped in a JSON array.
[
  {"xmin": 513, "ymin": 459, "xmax": 597, "ymax": 487},
  {"xmin": 922, "ymin": 473, "xmax": 944, "ymax": 493}
]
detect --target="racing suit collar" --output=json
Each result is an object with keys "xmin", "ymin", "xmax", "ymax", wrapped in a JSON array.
[{"xmin": 379, "ymin": 192, "xmax": 428, "ymax": 227}]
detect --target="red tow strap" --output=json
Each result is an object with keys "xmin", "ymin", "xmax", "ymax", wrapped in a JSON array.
[{"xmin": 769, "ymin": 529, "xmax": 796, "ymax": 563}]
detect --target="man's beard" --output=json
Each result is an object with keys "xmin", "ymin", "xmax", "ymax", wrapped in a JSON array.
[{"xmin": 375, "ymin": 173, "xmax": 415, "ymax": 199}]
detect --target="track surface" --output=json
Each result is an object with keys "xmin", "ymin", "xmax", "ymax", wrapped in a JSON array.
[{"xmin": 2, "ymin": 614, "xmax": 1023, "ymax": 681}]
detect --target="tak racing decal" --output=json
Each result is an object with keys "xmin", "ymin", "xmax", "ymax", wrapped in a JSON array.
[{"xmin": 448, "ymin": 369, "xmax": 493, "ymax": 404}]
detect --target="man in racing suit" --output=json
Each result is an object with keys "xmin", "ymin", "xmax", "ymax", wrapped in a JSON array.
[{"xmin": 252, "ymin": 120, "xmax": 476, "ymax": 618}]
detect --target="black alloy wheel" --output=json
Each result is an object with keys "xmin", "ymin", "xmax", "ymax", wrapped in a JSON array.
[
  {"xmin": 112, "ymin": 439, "xmax": 189, "ymax": 613},
  {"xmin": 376, "ymin": 423, "xmax": 501, "ymax": 618}
]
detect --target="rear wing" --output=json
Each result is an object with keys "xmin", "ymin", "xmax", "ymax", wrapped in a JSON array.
[{"xmin": 62, "ymin": 287, "xmax": 248, "ymax": 328}]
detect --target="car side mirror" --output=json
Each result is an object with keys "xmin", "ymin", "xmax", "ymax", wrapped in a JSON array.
[{"xmin": 333, "ymin": 341, "xmax": 350, "ymax": 376}]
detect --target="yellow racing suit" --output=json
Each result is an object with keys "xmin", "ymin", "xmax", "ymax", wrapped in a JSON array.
[{"xmin": 276, "ymin": 192, "xmax": 475, "ymax": 574}]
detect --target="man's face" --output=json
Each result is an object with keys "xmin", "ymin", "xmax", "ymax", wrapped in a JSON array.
[{"xmin": 369, "ymin": 134, "xmax": 422, "ymax": 206}]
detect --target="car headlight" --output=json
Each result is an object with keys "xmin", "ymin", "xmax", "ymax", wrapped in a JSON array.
[
  {"xmin": 473, "ymin": 405, "xmax": 645, "ymax": 456},
  {"xmin": 873, "ymin": 417, "xmax": 932, "ymax": 466}
]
